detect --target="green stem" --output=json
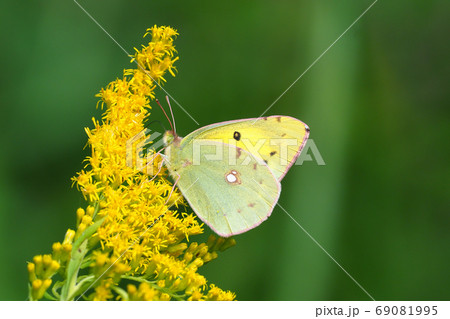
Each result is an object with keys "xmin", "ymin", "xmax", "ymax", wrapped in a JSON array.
[
  {"xmin": 122, "ymin": 275, "xmax": 156, "ymax": 284},
  {"xmin": 111, "ymin": 286, "xmax": 129, "ymax": 300},
  {"xmin": 43, "ymin": 291, "xmax": 58, "ymax": 301},
  {"xmin": 60, "ymin": 240, "xmax": 89, "ymax": 300},
  {"xmin": 69, "ymin": 275, "xmax": 96, "ymax": 298},
  {"xmin": 60, "ymin": 217, "xmax": 105, "ymax": 300}
]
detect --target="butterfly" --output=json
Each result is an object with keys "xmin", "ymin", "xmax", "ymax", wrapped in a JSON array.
[{"xmin": 156, "ymin": 98, "xmax": 309, "ymax": 237}]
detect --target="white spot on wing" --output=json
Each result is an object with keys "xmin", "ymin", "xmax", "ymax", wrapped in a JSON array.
[
  {"xmin": 225, "ymin": 170, "xmax": 241, "ymax": 184},
  {"xmin": 226, "ymin": 174, "xmax": 237, "ymax": 183}
]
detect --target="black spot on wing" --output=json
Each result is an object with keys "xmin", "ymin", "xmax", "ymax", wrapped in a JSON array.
[
  {"xmin": 233, "ymin": 131, "xmax": 241, "ymax": 141},
  {"xmin": 270, "ymin": 151, "xmax": 277, "ymax": 156}
]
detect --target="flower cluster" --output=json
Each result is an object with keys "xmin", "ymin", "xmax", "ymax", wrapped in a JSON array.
[{"xmin": 27, "ymin": 25, "xmax": 236, "ymax": 301}]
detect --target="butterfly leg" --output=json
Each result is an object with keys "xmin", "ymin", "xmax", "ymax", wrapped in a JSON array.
[
  {"xmin": 165, "ymin": 172, "xmax": 180, "ymax": 205},
  {"xmin": 145, "ymin": 147, "xmax": 167, "ymax": 178},
  {"xmin": 147, "ymin": 156, "xmax": 166, "ymax": 183}
]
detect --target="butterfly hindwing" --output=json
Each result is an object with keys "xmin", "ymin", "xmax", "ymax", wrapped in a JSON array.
[
  {"xmin": 166, "ymin": 140, "xmax": 280, "ymax": 237},
  {"xmin": 180, "ymin": 116, "xmax": 309, "ymax": 181}
]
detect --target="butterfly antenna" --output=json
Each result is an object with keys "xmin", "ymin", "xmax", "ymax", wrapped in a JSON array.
[
  {"xmin": 155, "ymin": 99, "xmax": 174, "ymax": 133},
  {"xmin": 166, "ymin": 96, "xmax": 176, "ymax": 135}
]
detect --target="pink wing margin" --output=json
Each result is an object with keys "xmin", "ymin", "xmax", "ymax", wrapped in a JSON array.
[{"xmin": 277, "ymin": 119, "xmax": 310, "ymax": 182}]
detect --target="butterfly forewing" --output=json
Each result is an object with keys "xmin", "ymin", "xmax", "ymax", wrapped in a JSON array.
[{"xmin": 180, "ymin": 116, "xmax": 309, "ymax": 181}]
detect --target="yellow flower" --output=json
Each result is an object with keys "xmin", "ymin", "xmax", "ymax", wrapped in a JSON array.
[
  {"xmin": 91, "ymin": 279, "xmax": 114, "ymax": 301},
  {"xmin": 127, "ymin": 283, "xmax": 159, "ymax": 301},
  {"xmin": 206, "ymin": 284, "xmax": 236, "ymax": 301},
  {"xmin": 28, "ymin": 25, "xmax": 236, "ymax": 301}
]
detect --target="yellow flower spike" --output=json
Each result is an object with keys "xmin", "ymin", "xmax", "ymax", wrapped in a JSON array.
[{"xmin": 27, "ymin": 25, "xmax": 235, "ymax": 301}]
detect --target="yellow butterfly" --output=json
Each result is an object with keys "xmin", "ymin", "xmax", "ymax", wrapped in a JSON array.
[{"xmin": 158, "ymin": 100, "xmax": 309, "ymax": 237}]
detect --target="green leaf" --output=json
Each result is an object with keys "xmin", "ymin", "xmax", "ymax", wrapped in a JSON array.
[{"xmin": 60, "ymin": 217, "xmax": 105, "ymax": 300}]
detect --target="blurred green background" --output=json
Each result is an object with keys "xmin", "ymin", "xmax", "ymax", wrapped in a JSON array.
[{"xmin": 1, "ymin": 0, "xmax": 449, "ymax": 300}]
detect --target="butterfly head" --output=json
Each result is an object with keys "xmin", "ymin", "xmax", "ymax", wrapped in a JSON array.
[{"xmin": 163, "ymin": 130, "xmax": 181, "ymax": 147}]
